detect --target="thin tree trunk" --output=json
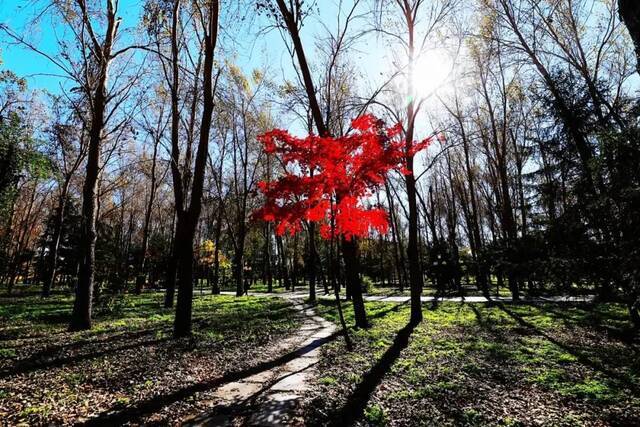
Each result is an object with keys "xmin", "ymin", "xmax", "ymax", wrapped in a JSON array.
[
  {"xmin": 385, "ymin": 181, "xmax": 405, "ymax": 292},
  {"xmin": 70, "ymin": 3, "xmax": 118, "ymax": 330},
  {"xmin": 165, "ymin": 0, "xmax": 182, "ymax": 309},
  {"xmin": 234, "ymin": 220, "xmax": 246, "ymax": 297},
  {"xmin": 42, "ymin": 179, "xmax": 70, "ymax": 297},
  {"xmin": 277, "ymin": 235, "xmax": 290, "ymax": 290},
  {"xmin": 308, "ymin": 221, "xmax": 317, "ymax": 302},
  {"xmin": 406, "ymin": 170, "xmax": 423, "ymax": 324},
  {"xmin": 136, "ymin": 133, "xmax": 160, "ymax": 294},
  {"xmin": 164, "ymin": 213, "xmax": 178, "ymax": 308},
  {"xmin": 402, "ymin": 8, "xmax": 423, "ymax": 325},
  {"xmin": 8, "ymin": 182, "xmax": 38, "ymax": 294},
  {"xmin": 212, "ymin": 203, "xmax": 222, "ymax": 294},
  {"xmin": 265, "ymin": 223, "xmax": 273, "ymax": 293}
]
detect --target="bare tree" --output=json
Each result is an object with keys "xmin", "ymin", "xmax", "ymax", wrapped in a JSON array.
[{"xmin": 42, "ymin": 99, "xmax": 87, "ymax": 297}]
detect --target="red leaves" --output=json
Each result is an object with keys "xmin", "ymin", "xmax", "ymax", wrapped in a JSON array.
[
  {"xmin": 351, "ymin": 114, "xmax": 380, "ymax": 131},
  {"xmin": 255, "ymin": 114, "xmax": 429, "ymax": 240},
  {"xmin": 305, "ymin": 200, "xmax": 329, "ymax": 221},
  {"xmin": 334, "ymin": 196, "xmax": 389, "ymax": 240},
  {"xmin": 407, "ymin": 136, "xmax": 435, "ymax": 157}
]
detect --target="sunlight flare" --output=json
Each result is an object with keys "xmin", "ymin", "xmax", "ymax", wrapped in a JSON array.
[{"xmin": 411, "ymin": 49, "xmax": 454, "ymax": 99}]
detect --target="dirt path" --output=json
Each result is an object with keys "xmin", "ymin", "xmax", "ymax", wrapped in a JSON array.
[{"xmin": 182, "ymin": 302, "xmax": 336, "ymax": 426}]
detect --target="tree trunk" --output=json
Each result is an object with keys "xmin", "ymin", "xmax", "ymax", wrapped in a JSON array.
[
  {"xmin": 385, "ymin": 181, "xmax": 405, "ymax": 292},
  {"xmin": 264, "ymin": 223, "xmax": 273, "ymax": 293},
  {"xmin": 403, "ymin": 8, "xmax": 423, "ymax": 325},
  {"xmin": 406, "ymin": 170, "xmax": 423, "ymax": 325},
  {"xmin": 164, "ymin": 255, "xmax": 177, "ymax": 307},
  {"xmin": 234, "ymin": 221, "xmax": 246, "ymax": 297},
  {"xmin": 71, "ymin": 133, "xmax": 101, "ymax": 331},
  {"xmin": 308, "ymin": 221, "xmax": 317, "ymax": 302},
  {"xmin": 173, "ymin": 0, "xmax": 219, "ymax": 338},
  {"xmin": 212, "ymin": 203, "xmax": 222, "ymax": 294},
  {"xmin": 165, "ymin": 0, "xmax": 182, "ymax": 309},
  {"xmin": 136, "ymin": 133, "xmax": 160, "ymax": 295},
  {"xmin": 276, "ymin": 235, "xmax": 290, "ymax": 290},
  {"xmin": 173, "ymin": 217, "xmax": 195, "ymax": 337},
  {"xmin": 164, "ymin": 214, "xmax": 178, "ymax": 308},
  {"xmin": 292, "ymin": 233, "xmax": 299, "ymax": 292},
  {"xmin": 341, "ymin": 237, "xmax": 367, "ymax": 328},
  {"xmin": 42, "ymin": 181, "xmax": 69, "ymax": 297},
  {"xmin": 70, "ymin": 0, "xmax": 119, "ymax": 332},
  {"xmin": 69, "ymin": 24, "xmax": 117, "ymax": 331},
  {"xmin": 619, "ymin": 0, "xmax": 640, "ymax": 73},
  {"xmin": 7, "ymin": 182, "xmax": 38, "ymax": 294}
]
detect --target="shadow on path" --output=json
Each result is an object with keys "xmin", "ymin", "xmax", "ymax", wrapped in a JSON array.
[
  {"xmin": 183, "ymin": 361, "xmax": 317, "ymax": 426},
  {"xmin": 80, "ymin": 330, "xmax": 341, "ymax": 426}
]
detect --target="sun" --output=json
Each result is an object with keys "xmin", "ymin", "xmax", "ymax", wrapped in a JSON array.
[{"xmin": 411, "ymin": 49, "xmax": 454, "ymax": 98}]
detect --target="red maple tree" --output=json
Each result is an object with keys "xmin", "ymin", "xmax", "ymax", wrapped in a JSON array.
[{"xmin": 255, "ymin": 114, "xmax": 433, "ymax": 240}]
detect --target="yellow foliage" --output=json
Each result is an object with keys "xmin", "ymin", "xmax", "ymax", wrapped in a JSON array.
[
  {"xmin": 506, "ymin": 79, "xmax": 525, "ymax": 103},
  {"xmin": 198, "ymin": 240, "xmax": 231, "ymax": 269},
  {"xmin": 227, "ymin": 61, "xmax": 250, "ymax": 93},
  {"xmin": 252, "ymin": 69, "xmax": 264, "ymax": 85},
  {"xmin": 280, "ymin": 80, "xmax": 297, "ymax": 96}
]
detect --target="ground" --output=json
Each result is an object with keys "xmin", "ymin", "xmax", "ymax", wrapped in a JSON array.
[
  {"xmin": 1, "ymin": 288, "xmax": 639, "ymax": 426},
  {"xmin": 305, "ymin": 300, "xmax": 640, "ymax": 426},
  {"xmin": 0, "ymin": 292, "xmax": 300, "ymax": 425}
]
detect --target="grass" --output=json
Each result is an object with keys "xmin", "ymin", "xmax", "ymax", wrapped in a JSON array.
[
  {"xmin": 307, "ymin": 299, "xmax": 640, "ymax": 426},
  {"xmin": 0, "ymin": 290, "xmax": 300, "ymax": 425},
  {"xmin": 246, "ymin": 281, "xmax": 291, "ymax": 294},
  {"xmin": 365, "ymin": 279, "xmax": 517, "ymax": 298}
]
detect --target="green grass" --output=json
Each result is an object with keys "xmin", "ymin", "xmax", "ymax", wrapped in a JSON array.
[
  {"xmin": 364, "ymin": 403, "xmax": 389, "ymax": 426},
  {"xmin": 0, "ymin": 290, "xmax": 300, "ymax": 425},
  {"xmin": 308, "ymin": 299, "xmax": 640, "ymax": 426},
  {"xmin": 246, "ymin": 281, "xmax": 291, "ymax": 294},
  {"xmin": 364, "ymin": 281, "xmax": 515, "ymax": 298}
]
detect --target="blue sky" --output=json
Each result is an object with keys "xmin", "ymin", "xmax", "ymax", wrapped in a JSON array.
[
  {"xmin": 0, "ymin": 0, "xmax": 400, "ymax": 145},
  {"xmin": 0, "ymin": 0, "xmax": 145, "ymax": 91},
  {"xmin": 0, "ymin": 0, "xmax": 389, "ymax": 96}
]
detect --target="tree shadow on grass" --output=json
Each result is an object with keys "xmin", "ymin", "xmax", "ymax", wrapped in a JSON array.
[
  {"xmin": 0, "ymin": 309, "xmax": 72, "ymax": 326},
  {"xmin": 496, "ymin": 303, "xmax": 640, "ymax": 395},
  {"xmin": 1, "ymin": 297, "xmax": 306, "ymax": 378},
  {"xmin": 541, "ymin": 304, "xmax": 639, "ymax": 346},
  {"xmin": 327, "ymin": 321, "xmax": 418, "ymax": 427},
  {"xmin": 314, "ymin": 299, "xmax": 409, "ymax": 326},
  {"xmin": 79, "ymin": 330, "xmax": 341, "ymax": 426},
  {"xmin": 0, "ymin": 334, "xmax": 171, "ymax": 379}
]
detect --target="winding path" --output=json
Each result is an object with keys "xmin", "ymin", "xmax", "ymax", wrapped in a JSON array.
[
  {"xmin": 182, "ymin": 290, "xmax": 592, "ymax": 425},
  {"xmin": 182, "ymin": 301, "xmax": 336, "ymax": 426}
]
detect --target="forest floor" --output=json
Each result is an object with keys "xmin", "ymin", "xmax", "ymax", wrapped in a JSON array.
[
  {"xmin": 304, "ymin": 299, "xmax": 640, "ymax": 426},
  {"xmin": 0, "ymin": 291, "xmax": 305, "ymax": 425},
  {"xmin": 1, "ymin": 288, "xmax": 638, "ymax": 426}
]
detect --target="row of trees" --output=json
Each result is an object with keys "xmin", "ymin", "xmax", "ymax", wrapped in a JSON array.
[{"xmin": 1, "ymin": 0, "xmax": 640, "ymax": 336}]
